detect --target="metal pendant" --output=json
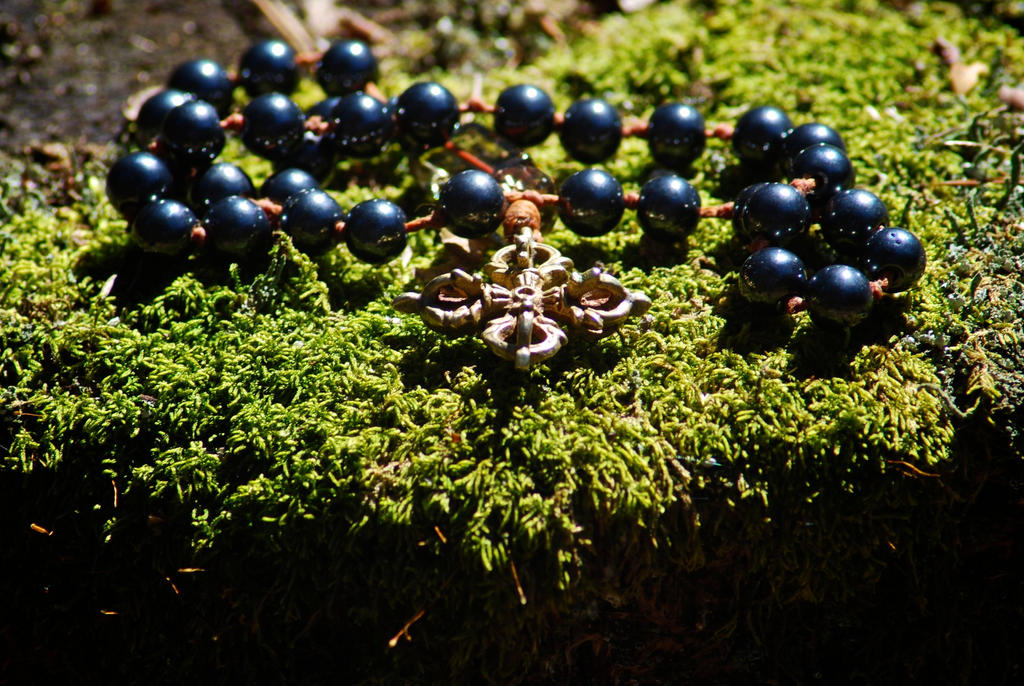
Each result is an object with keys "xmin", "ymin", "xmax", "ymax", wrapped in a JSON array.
[{"xmin": 393, "ymin": 227, "xmax": 651, "ymax": 370}]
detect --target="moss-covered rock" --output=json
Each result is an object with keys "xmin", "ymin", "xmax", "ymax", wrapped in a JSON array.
[{"xmin": 3, "ymin": 1, "xmax": 1023, "ymax": 683}]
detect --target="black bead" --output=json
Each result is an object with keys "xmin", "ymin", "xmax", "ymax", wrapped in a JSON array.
[
  {"xmin": 738, "ymin": 182, "xmax": 811, "ymax": 245},
  {"xmin": 731, "ymin": 182, "xmax": 770, "ymax": 238},
  {"xmin": 558, "ymin": 168, "xmax": 624, "ymax": 237},
  {"xmin": 316, "ymin": 40, "xmax": 378, "ymax": 96},
  {"xmin": 273, "ymin": 131, "xmax": 337, "ymax": 181},
  {"xmin": 167, "ymin": 58, "xmax": 234, "ymax": 116},
  {"xmin": 344, "ymin": 199, "xmax": 408, "ymax": 263},
  {"xmin": 806, "ymin": 264, "xmax": 874, "ymax": 327},
  {"xmin": 820, "ymin": 188, "xmax": 889, "ymax": 255},
  {"xmin": 731, "ymin": 105, "xmax": 792, "ymax": 167},
  {"xmin": 332, "ymin": 92, "xmax": 396, "ymax": 158},
  {"xmin": 241, "ymin": 93, "xmax": 306, "ymax": 159},
  {"xmin": 636, "ymin": 174, "xmax": 701, "ymax": 242},
  {"xmin": 131, "ymin": 199, "xmax": 197, "ymax": 256},
  {"xmin": 160, "ymin": 99, "xmax": 226, "ymax": 170},
  {"xmin": 559, "ymin": 98, "xmax": 622, "ymax": 163},
  {"xmin": 260, "ymin": 168, "xmax": 320, "ymax": 204},
  {"xmin": 781, "ymin": 122, "xmax": 845, "ymax": 168},
  {"xmin": 739, "ymin": 247, "xmax": 807, "ymax": 305},
  {"xmin": 395, "ymin": 82, "xmax": 460, "ymax": 147},
  {"xmin": 280, "ymin": 189, "xmax": 345, "ymax": 255},
  {"xmin": 439, "ymin": 170, "xmax": 507, "ymax": 238},
  {"xmin": 306, "ymin": 97, "xmax": 343, "ymax": 122},
  {"xmin": 494, "ymin": 84, "xmax": 555, "ymax": 147},
  {"xmin": 135, "ymin": 89, "xmax": 194, "ymax": 146},
  {"xmin": 106, "ymin": 151, "xmax": 176, "ymax": 218},
  {"xmin": 238, "ymin": 40, "xmax": 298, "ymax": 97},
  {"xmin": 188, "ymin": 162, "xmax": 255, "ymax": 215},
  {"xmin": 202, "ymin": 195, "xmax": 273, "ymax": 258},
  {"xmin": 862, "ymin": 227, "xmax": 926, "ymax": 293},
  {"xmin": 789, "ymin": 143, "xmax": 855, "ymax": 209},
  {"xmin": 647, "ymin": 103, "xmax": 706, "ymax": 171}
]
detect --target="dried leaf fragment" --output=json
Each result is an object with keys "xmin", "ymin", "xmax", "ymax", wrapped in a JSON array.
[
  {"xmin": 998, "ymin": 85, "xmax": 1024, "ymax": 111},
  {"xmin": 950, "ymin": 62, "xmax": 988, "ymax": 95}
]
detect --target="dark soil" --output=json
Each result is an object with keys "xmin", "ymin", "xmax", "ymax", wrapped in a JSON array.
[
  {"xmin": 0, "ymin": 0, "xmax": 274, "ymax": 151},
  {"xmin": 0, "ymin": 0, "xmax": 597, "ymax": 153}
]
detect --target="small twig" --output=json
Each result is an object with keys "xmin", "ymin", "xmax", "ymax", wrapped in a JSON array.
[
  {"xmin": 510, "ymin": 559, "xmax": 527, "ymax": 606},
  {"xmin": 886, "ymin": 459, "xmax": 941, "ymax": 479},
  {"xmin": 387, "ymin": 609, "xmax": 426, "ymax": 648},
  {"xmin": 938, "ymin": 178, "xmax": 1007, "ymax": 187},
  {"xmin": 249, "ymin": 0, "xmax": 317, "ymax": 54},
  {"xmin": 919, "ymin": 382, "xmax": 978, "ymax": 421}
]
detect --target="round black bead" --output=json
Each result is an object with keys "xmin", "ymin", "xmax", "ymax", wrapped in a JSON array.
[
  {"xmin": 344, "ymin": 199, "xmax": 408, "ymax": 263},
  {"xmin": 306, "ymin": 97, "xmax": 343, "ymax": 122},
  {"xmin": 135, "ymin": 89, "xmax": 194, "ymax": 145},
  {"xmin": 862, "ymin": 227, "xmax": 926, "ymax": 293},
  {"xmin": 739, "ymin": 247, "xmax": 808, "ymax": 305},
  {"xmin": 558, "ymin": 168, "xmax": 624, "ymax": 237},
  {"xmin": 241, "ymin": 93, "xmax": 306, "ymax": 159},
  {"xmin": 395, "ymin": 82, "xmax": 459, "ymax": 147},
  {"xmin": 731, "ymin": 182, "xmax": 770, "ymax": 237},
  {"xmin": 789, "ymin": 143, "xmax": 855, "ymax": 209},
  {"xmin": 439, "ymin": 170, "xmax": 507, "ymax": 239},
  {"xmin": 273, "ymin": 131, "xmax": 337, "ymax": 181},
  {"xmin": 260, "ymin": 168, "xmax": 320, "ymax": 204},
  {"xmin": 781, "ymin": 122, "xmax": 845, "ymax": 167},
  {"xmin": 106, "ymin": 151, "xmax": 176, "ymax": 218},
  {"xmin": 238, "ymin": 39, "xmax": 298, "ymax": 97},
  {"xmin": 188, "ymin": 162, "xmax": 255, "ymax": 215},
  {"xmin": 494, "ymin": 84, "xmax": 555, "ymax": 147},
  {"xmin": 806, "ymin": 264, "xmax": 874, "ymax": 327},
  {"xmin": 636, "ymin": 174, "xmax": 701, "ymax": 242},
  {"xmin": 160, "ymin": 99, "xmax": 226, "ymax": 170},
  {"xmin": 732, "ymin": 105, "xmax": 793, "ymax": 167},
  {"xmin": 316, "ymin": 40, "xmax": 378, "ymax": 96},
  {"xmin": 202, "ymin": 195, "xmax": 273, "ymax": 258},
  {"xmin": 820, "ymin": 188, "xmax": 889, "ymax": 255},
  {"xmin": 280, "ymin": 189, "xmax": 345, "ymax": 255},
  {"xmin": 332, "ymin": 92, "xmax": 396, "ymax": 158},
  {"xmin": 559, "ymin": 98, "xmax": 622, "ymax": 163},
  {"xmin": 131, "ymin": 199, "xmax": 197, "ymax": 256},
  {"xmin": 647, "ymin": 103, "xmax": 706, "ymax": 171},
  {"xmin": 167, "ymin": 58, "xmax": 234, "ymax": 116},
  {"xmin": 739, "ymin": 182, "xmax": 811, "ymax": 245}
]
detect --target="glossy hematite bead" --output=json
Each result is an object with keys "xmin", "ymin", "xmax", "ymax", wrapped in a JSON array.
[
  {"xmin": 647, "ymin": 103, "xmax": 706, "ymax": 171},
  {"xmin": 557, "ymin": 168, "xmax": 624, "ymax": 237},
  {"xmin": 636, "ymin": 174, "xmax": 701, "ymax": 242},
  {"xmin": 806, "ymin": 264, "xmax": 874, "ymax": 327},
  {"xmin": 439, "ymin": 170, "xmax": 507, "ymax": 239},
  {"xmin": 344, "ymin": 199, "xmax": 408, "ymax": 263},
  {"xmin": 559, "ymin": 98, "xmax": 622, "ymax": 163},
  {"xmin": 494, "ymin": 84, "xmax": 556, "ymax": 147}
]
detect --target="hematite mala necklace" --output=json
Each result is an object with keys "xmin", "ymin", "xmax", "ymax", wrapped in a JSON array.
[{"xmin": 107, "ymin": 38, "xmax": 927, "ymax": 369}]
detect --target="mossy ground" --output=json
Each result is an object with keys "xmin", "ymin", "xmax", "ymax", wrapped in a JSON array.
[{"xmin": 2, "ymin": 1, "xmax": 1023, "ymax": 683}]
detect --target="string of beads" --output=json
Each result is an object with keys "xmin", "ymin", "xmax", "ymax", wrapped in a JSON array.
[{"xmin": 106, "ymin": 38, "xmax": 927, "ymax": 366}]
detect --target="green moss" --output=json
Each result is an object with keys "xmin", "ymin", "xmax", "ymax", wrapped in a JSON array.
[{"xmin": 3, "ymin": 1, "xmax": 1023, "ymax": 683}]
